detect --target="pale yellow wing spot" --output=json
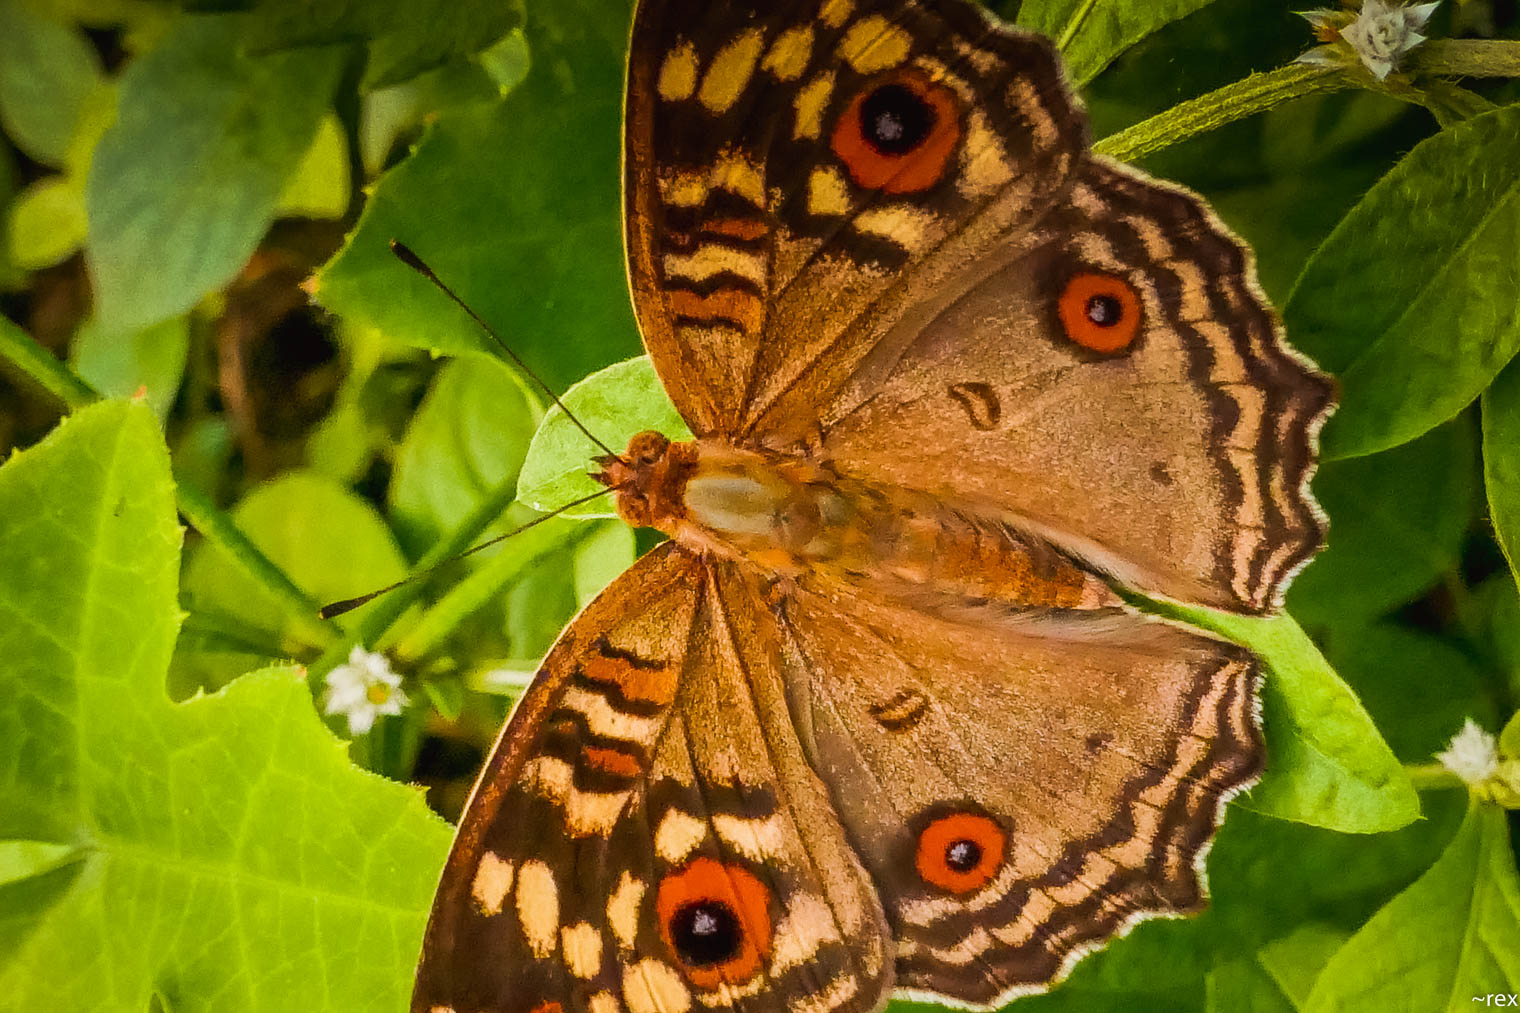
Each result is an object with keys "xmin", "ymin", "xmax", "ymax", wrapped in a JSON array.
[
  {"xmin": 515, "ymin": 859, "xmax": 560, "ymax": 959},
  {"xmin": 794, "ymin": 71, "xmax": 836, "ymax": 140},
  {"xmin": 711, "ymin": 812, "xmax": 789, "ymax": 862},
  {"xmin": 607, "ymin": 871, "xmax": 647, "ymax": 949},
  {"xmin": 710, "ymin": 151, "xmax": 767, "ymax": 207},
  {"xmin": 521, "ymin": 755, "xmax": 633, "ymax": 836},
  {"xmin": 588, "ymin": 991, "xmax": 625, "ymax": 1013},
  {"xmin": 654, "ymin": 807, "xmax": 709, "ymax": 863},
  {"xmin": 561, "ymin": 921, "xmax": 604, "ymax": 979},
  {"xmin": 469, "ymin": 852, "xmax": 514, "ymax": 915},
  {"xmin": 699, "ymin": 29, "xmax": 766, "ymax": 114},
  {"xmin": 956, "ymin": 107, "xmax": 1015, "ymax": 199},
  {"xmin": 840, "ymin": 15, "xmax": 912, "ymax": 74},
  {"xmin": 658, "ymin": 40, "xmax": 699, "ymax": 102},
  {"xmin": 852, "ymin": 204, "xmax": 943, "ymax": 253},
  {"xmin": 819, "ymin": 0, "xmax": 854, "ymax": 29},
  {"xmin": 763, "ymin": 25, "xmax": 814, "ymax": 82},
  {"xmin": 623, "ymin": 960, "xmax": 693, "ymax": 1013},
  {"xmin": 807, "ymin": 166, "xmax": 851, "ymax": 217}
]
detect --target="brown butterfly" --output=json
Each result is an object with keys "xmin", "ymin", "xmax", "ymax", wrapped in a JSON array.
[{"xmin": 412, "ymin": 2, "xmax": 1335, "ymax": 1012}]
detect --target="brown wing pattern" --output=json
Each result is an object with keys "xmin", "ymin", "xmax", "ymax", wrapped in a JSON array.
[
  {"xmin": 413, "ymin": 546, "xmax": 893, "ymax": 1013},
  {"xmin": 626, "ymin": 0, "xmax": 1085, "ymax": 437},
  {"xmin": 817, "ymin": 155, "xmax": 1334, "ymax": 612},
  {"xmin": 770, "ymin": 578, "xmax": 1263, "ymax": 1005}
]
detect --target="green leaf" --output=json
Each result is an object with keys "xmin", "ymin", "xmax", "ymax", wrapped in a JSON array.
[
  {"xmin": 313, "ymin": 0, "xmax": 641, "ymax": 394},
  {"xmin": 1302, "ymin": 802, "xmax": 1520, "ymax": 1012},
  {"xmin": 1286, "ymin": 105, "xmax": 1520, "ymax": 461},
  {"xmin": 1205, "ymin": 957, "xmax": 1296, "ymax": 1013},
  {"xmin": 0, "ymin": 1, "xmax": 103, "ymax": 166},
  {"xmin": 1500, "ymin": 711, "xmax": 1520, "ymax": 762},
  {"xmin": 1321, "ymin": 624, "xmax": 1502, "ymax": 764},
  {"xmin": 274, "ymin": 113, "xmax": 350, "ymax": 220},
  {"xmin": 7, "ymin": 175, "xmax": 87, "ymax": 270},
  {"xmin": 517, "ymin": 355, "xmax": 693, "ymax": 517},
  {"xmin": 186, "ymin": 0, "xmax": 519, "ymax": 90},
  {"xmin": 1157, "ymin": 607, "xmax": 1419, "ymax": 833},
  {"xmin": 0, "ymin": 400, "xmax": 451, "ymax": 1010},
  {"xmin": 389, "ymin": 355, "xmax": 542, "ymax": 554},
  {"xmin": 85, "ymin": 15, "xmax": 342, "ymax": 334},
  {"xmin": 1288, "ymin": 420, "xmax": 1478, "ymax": 629},
  {"xmin": 181, "ymin": 470, "xmax": 408, "ymax": 653},
  {"xmin": 1257, "ymin": 923, "xmax": 1350, "ymax": 1009},
  {"xmin": 70, "ymin": 314, "xmax": 190, "ymax": 422},
  {"xmin": 1483, "ymin": 356, "xmax": 1520, "ymax": 588},
  {"xmin": 572, "ymin": 521, "xmax": 635, "ymax": 606},
  {"xmin": 1018, "ymin": 0, "xmax": 1223, "ymax": 85}
]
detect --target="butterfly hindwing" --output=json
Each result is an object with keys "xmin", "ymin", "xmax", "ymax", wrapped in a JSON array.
[
  {"xmin": 414, "ymin": 545, "xmax": 893, "ymax": 1013},
  {"xmin": 769, "ymin": 578, "xmax": 1263, "ymax": 1005},
  {"xmin": 815, "ymin": 154, "xmax": 1334, "ymax": 612}
]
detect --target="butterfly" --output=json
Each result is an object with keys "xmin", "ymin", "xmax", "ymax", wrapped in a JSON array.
[{"xmin": 411, "ymin": 2, "xmax": 1335, "ymax": 1012}]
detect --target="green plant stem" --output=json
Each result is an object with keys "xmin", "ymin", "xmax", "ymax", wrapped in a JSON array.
[
  {"xmin": 1406, "ymin": 762, "xmax": 1466, "ymax": 792},
  {"xmin": 1411, "ymin": 39, "xmax": 1520, "ymax": 77},
  {"xmin": 392, "ymin": 515, "xmax": 586, "ymax": 664},
  {"xmin": 308, "ymin": 468, "xmax": 525, "ymax": 679},
  {"xmin": 1095, "ymin": 63, "xmax": 1349, "ymax": 163},
  {"xmin": 0, "ymin": 319, "xmax": 335, "ymax": 651}
]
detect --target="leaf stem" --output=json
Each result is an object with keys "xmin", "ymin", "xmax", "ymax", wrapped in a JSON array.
[
  {"xmin": 0, "ymin": 319, "xmax": 95, "ymax": 409},
  {"xmin": 1410, "ymin": 39, "xmax": 1520, "ymax": 78},
  {"xmin": 1406, "ymin": 762, "xmax": 1466, "ymax": 792},
  {"xmin": 1055, "ymin": 0, "xmax": 1099, "ymax": 52},
  {"xmin": 308, "ymin": 467, "xmax": 525, "ymax": 679},
  {"xmin": 1094, "ymin": 63, "xmax": 1349, "ymax": 164}
]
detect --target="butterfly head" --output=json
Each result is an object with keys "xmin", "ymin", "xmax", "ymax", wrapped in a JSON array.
[{"xmin": 591, "ymin": 430, "xmax": 697, "ymax": 531}]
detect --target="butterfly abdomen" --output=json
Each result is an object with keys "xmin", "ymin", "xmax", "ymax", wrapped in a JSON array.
[{"xmin": 604, "ymin": 433, "xmax": 1116, "ymax": 609}]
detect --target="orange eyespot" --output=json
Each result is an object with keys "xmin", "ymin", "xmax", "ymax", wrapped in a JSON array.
[
  {"xmin": 830, "ymin": 69, "xmax": 961, "ymax": 194},
  {"xmin": 915, "ymin": 811, "xmax": 1006, "ymax": 894},
  {"xmin": 527, "ymin": 1002, "xmax": 563, "ymax": 1013},
  {"xmin": 1057, "ymin": 272, "xmax": 1142, "ymax": 354},
  {"xmin": 656, "ymin": 857, "xmax": 773, "ymax": 988}
]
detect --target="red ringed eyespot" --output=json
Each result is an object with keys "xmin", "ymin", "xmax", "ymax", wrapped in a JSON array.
[
  {"xmin": 915, "ymin": 811, "xmax": 1006, "ymax": 894},
  {"xmin": 655, "ymin": 857, "xmax": 773, "ymax": 988},
  {"xmin": 830, "ymin": 69, "xmax": 961, "ymax": 193},
  {"xmin": 1057, "ymin": 272, "xmax": 1142, "ymax": 354}
]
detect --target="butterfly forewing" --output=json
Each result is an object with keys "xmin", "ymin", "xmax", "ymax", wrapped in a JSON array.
[{"xmin": 626, "ymin": 0, "xmax": 1085, "ymax": 438}]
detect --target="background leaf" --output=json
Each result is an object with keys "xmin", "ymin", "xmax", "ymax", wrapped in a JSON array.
[
  {"xmin": 1302, "ymin": 801, "xmax": 1520, "ymax": 1012},
  {"xmin": 517, "ymin": 355, "xmax": 693, "ymax": 517},
  {"xmin": 1017, "ymin": 0, "xmax": 1223, "ymax": 85},
  {"xmin": 313, "ymin": 0, "xmax": 640, "ymax": 393},
  {"xmin": 1483, "ymin": 357, "xmax": 1520, "ymax": 586},
  {"xmin": 1285, "ymin": 105, "xmax": 1520, "ymax": 461},
  {"xmin": 85, "ymin": 15, "xmax": 343, "ymax": 334},
  {"xmin": 0, "ymin": 400, "xmax": 451, "ymax": 1011},
  {"xmin": 0, "ymin": 1, "xmax": 102, "ymax": 166}
]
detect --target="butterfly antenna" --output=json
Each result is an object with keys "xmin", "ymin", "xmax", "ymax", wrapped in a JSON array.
[
  {"xmin": 317, "ymin": 486, "xmax": 618, "ymax": 619},
  {"xmin": 388, "ymin": 240, "xmax": 625, "ymax": 462}
]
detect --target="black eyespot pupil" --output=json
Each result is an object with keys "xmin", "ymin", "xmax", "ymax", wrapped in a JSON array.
[
  {"xmin": 671, "ymin": 901, "xmax": 742, "ymax": 966},
  {"xmin": 1086, "ymin": 294, "xmax": 1123, "ymax": 327},
  {"xmin": 945, "ymin": 839, "xmax": 982, "ymax": 873},
  {"xmin": 860, "ymin": 83, "xmax": 934, "ymax": 155}
]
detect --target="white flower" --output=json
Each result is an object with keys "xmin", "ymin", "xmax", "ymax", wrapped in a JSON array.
[
  {"xmin": 1435, "ymin": 717, "xmax": 1499, "ymax": 786},
  {"xmin": 323, "ymin": 646, "xmax": 409, "ymax": 735},
  {"xmin": 1341, "ymin": 0, "xmax": 1440, "ymax": 80}
]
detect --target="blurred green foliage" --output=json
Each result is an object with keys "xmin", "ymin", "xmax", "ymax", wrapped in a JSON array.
[{"xmin": 1, "ymin": 0, "xmax": 1518, "ymax": 1011}]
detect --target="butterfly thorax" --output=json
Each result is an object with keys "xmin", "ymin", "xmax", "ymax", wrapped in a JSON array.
[{"xmin": 597, "ymin": 430, "xmax": 1118, "ymax": 609}]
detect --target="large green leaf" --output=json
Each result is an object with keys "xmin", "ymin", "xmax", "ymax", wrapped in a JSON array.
[
  {"xmin": 1483, "ymin": 357, "xmax": 1520, "ymax": 588},
  {"xmin": 1302, "ymin": 801, "xmax": 1520, "ymax": 1012},
  {"xmin": 1285, "ymin": 105, "xmax": 1520, "ymax": 461},
  {"xmin": 1018, "ymin": 0, "xmax": 1224, "ymax": 85},
  {"xmin": 1288, "ymin": 420, "xmax": 1479, "ymax": 629},
  {"xmin": 0, "ymin": 1, "xmax": 103, "ymax": 166},
  {"xmin": 313, "ymin": 0, "xmax": 640, "ymax": 394},
  {"xmin": 85, "ymin": 15, "xmax": 342, "ymax": 334},
  {"xmin": 0, "ymin": 400, "xmax": 450, "ymax": 1011},
  {"xmin": 517, "ymin": 355, "xmax": 693, "ymax": 518}
]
